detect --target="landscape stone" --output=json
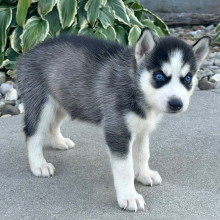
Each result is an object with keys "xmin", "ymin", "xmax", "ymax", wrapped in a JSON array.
[
  {"xmin": 0, "ymin": 83, "xmax": 13, "ymax": 95},
  {"xmin": 0, "ymin": 72, "xmax": 6, "ymax": 85},
  {"xmin": 0, "ymin": 104, "xmax": 20, "ymax": 116},
  {"xmin": 209, "ymin": 74, "xmax": 220, "ymax": 83},
  {"xmin": 5, "ymin": 88, "xmax": 18, "ymax": 101}
]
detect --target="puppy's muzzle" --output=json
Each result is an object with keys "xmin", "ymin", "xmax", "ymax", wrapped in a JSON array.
[{"xmin": 168, "ymin": 98, "xmax": 183, "ymax": 112}]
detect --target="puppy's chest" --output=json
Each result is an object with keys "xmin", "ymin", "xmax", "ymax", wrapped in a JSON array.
[{"xmin": 125, "ymin": 110, "xmax": 162, "ymax": 136}]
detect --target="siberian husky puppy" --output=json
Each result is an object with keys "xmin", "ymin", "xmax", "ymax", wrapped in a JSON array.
[{"xmin": 17, "ymin": 28, "xmax": 210, "ymax": 211}]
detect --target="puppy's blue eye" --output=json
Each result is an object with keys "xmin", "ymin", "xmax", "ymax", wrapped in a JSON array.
[
  {"xmin": 155, "ymin": 73, "xmax": 164, "ymax": 81},
  {"xmin": 184, "ymin": 75, "xmax": 191, "ymax": 83}
]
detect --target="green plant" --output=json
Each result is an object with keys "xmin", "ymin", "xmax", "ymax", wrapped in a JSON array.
[
  {"xmin": 0, "ymin": 0, "xmax": 170, "ymax": 77},
  {"xmin": 214, "ymin": 23, "xmax": 220, "ymax": 43}
]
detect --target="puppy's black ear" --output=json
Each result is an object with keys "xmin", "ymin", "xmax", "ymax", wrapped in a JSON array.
[
  {"xmin": 192, "ymin": 36, "xmax": 211, "ymax": 69},
  {"xmin": 135, "ymin": 28, "xmax": 156, "ymax": 62}
]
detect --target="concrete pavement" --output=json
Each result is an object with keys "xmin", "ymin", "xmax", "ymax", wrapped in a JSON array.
[{"xmin": 0, "ymin": 90, "xmax": 220, "ymax": 220}]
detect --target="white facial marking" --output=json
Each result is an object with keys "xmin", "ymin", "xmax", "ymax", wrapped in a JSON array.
[
  {"xmin": 161, "ymin": 50, "xmax": 183, "ymax": 77},
  {"xmin": 140, "ymin": 49, "xmax": 194, "ymax": 113}
]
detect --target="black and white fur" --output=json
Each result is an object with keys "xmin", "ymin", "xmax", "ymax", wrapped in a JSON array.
[{"xmin": 17, "ymin": 29, "xmax": 210, "ymax": 211}]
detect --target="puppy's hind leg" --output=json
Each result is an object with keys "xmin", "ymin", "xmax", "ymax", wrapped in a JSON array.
[
  {"xmin": 47, "ymin": 107, "xmax": 75, "ymax": 150},
  {"xmin": 25, "ymin": 97, "xmax": 56, "ymax": 177}
]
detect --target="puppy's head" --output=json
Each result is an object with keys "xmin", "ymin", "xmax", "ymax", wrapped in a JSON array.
[{"xmin": 135, "ymin": 28, "xmax": 211, "ymax": 113}]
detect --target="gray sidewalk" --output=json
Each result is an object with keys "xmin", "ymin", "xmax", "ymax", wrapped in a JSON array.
[{"xmin": 0, "ymin": 90, "xmax": 220, "ymax": 220}]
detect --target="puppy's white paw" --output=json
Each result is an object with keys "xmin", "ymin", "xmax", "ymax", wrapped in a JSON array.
[
  {"xmin": 52, "ymin": 138, "xmax": 75, "ymax": 150},
  {"xmin": 31, "ymin": 162, "xmax": 55, "ymax": 177},
  {"xmin": 117, "ymin": 191, "xmax": 146, "ymax": 212},
  {"xmin": 135, "ymin": 169, "xmax": 162, "ymax": 186}
]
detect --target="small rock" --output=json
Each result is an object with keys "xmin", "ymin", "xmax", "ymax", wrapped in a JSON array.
[
  {"xmin": 215, "ymin": 52, "xmax": 220, "ymax": 59},
  {"xmin": 0, "ymin": 114, "xmax": 12, "ymax": 118},
  {"xmin": 0, "ymin": 71, "xmax": 6, "ymax": 85},
  {"xmin": 207, "ymin": 66, "xmax": 220, "ymax": 74},
  {"xmin": 5, "ymin": 88, "xmax": 18, "ymax": 101},
  {"xmin": 209, "ymin": 74, "xmax": 220, "ymax": 83},
  {"xmin": 0, "ymin": 83, "xmax": 13, "ymax": 95},
  {"xmin": 202, "ymin": 59, "xmax": 214, "ymax": 67},
  {"xmin": 189, "ymin": 30, "xmax": 203, "ymax": 39},
  {"xmin": 205, "ymin": 24, "xmax": 214, "ymax": 32},
  {"xmin": 169, "ymin": 28, "xmax": 176, "ymax": 33},
  {"xmin": 0, "ymin": 93, "xmax": 2, "ymax": 99},
  {"xmin": 214, "ymin": 59, "xmax": 220, "ymax": 67},
  {"xmin": 5, "ymin": 81, "xmax": 14, "ymax": 87},
  {"xmin": 209, "ymin": 52, "xmax": 216, "ymax": 58},
  {"xmin": 214, "ymin": 81, "xmax": 220, "ymax": 89},
  {"xmin": 198, "ymin": 78, "xmax": 214, "ymax": 90},
  {"xmin": 18, "ymin": 103, "xmax": 25, "ymax": 113},
  {"xmin": 0, "ymin": 104, "xmax": 20, "ymax": 116},
  {"xmin": 0, "ymin": 101, "xmax": 5, "ymax": 110}
]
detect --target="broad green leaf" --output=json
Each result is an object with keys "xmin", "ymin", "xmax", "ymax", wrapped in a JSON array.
[
  {"xmin": 85, "ymin": 0, "xmax": 101, "ymax": 27},
  {"xmin": 107, "ymin": 0, "xmax": 129, "ymax": 25},
  {"xmin": 57, "ymin": 0, "xmax": 77, "ymax": 29},
  {"xmin": 77, "ymin": 0, "xmax": 87, "ymax": 27},
  {"xmin": 6, "ymin": 47, "xmax": 20, "ymax": 61},
  {"xmin": 216, "ymin": 23, "xmax": 220, "ymax": 33},
  {"xmin": 101, "ymin": 26, "xmax": 116, "ymax": 41},
  {"xmin": 126, "ymin": 6, "xmax": 143, "ymax": 27},
  {"xmin": 20, "ymin": 16, "xmax": 49, "ymax": 52},
  {"xmin": 93, "ymin": 31, "xmax": 107, "ymax": 40},
  {"xmin": 115, "ymin": 26, "xmax": 128, "ymax": 45},
  {"xmin": 98, "ymin": 6, "xmax": 114, "ymax": 29},
  {"xmin": 16, "ymin": 0, "xmax": 31, "ymax": 26},
  {"xmin": 10, "ymin": 8, "xmax": 17, "ymax": 27},
  {"xmin": 128, "ymin": 25, "xmax": 141, "ymax": 46},
  {"xmin": 45, "ymin": 5, "xmax": 61, "ymax": 37},
  {"xmin": 124, "ymin": 0, "xmax": 135, "ymax": 5},
  {"xmin": 101, "ymin": 0, "xmax": 107, "ymax": 6},
  {"xmin": 0, "ymin": 52, "xmax": 4, "ymax": 66},
  {"xmin": 131, "ymin": 2, "xmax": 143, "ymax": 21},
  {"xmin": 143, "ymin": 9, "xmax": 170, "ymax": 35},
  {"xmin": 38, "ymin": 0, "xmax": 56, "ymax": 15},
  {"xmin": 0, "ymin": 59, "xmax": 15, "ymax": 70},
  {"xmin": 102, "ymin": 26, "xmax": 116, "ymax": 41},
  {"xmin": 78, "ymin": 25, "xmax": 94, "ymax": 36},
  {"xmin": 142, "ymin": 19, "xmax": 163, "ymax": 37},
  {"xmin": 60, "ymin": 23, "xmax": 79, "ymax": 35},
  {"xmin": 0, "ymin": 6, "xmax": 12, "ymax": 52},
  {"xmin": 10, "ymin": 26, "xmax": 23, "ymax": 52},
  {"xmin": 45, "ymin": 33, "xmax": 53, "ymax": 40},
  {"xmin": 213, "ymin": 32, "xmax": 220, "ymax": 43}
]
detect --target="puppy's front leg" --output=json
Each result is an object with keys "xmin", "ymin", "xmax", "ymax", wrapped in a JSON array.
[
  {"xmin": 133, "ymin": 132, "xmax": 162, "ymax": 186},
  {"xmin": 105, "ymin": 129, "xmax": 145, "ymax": 211}
]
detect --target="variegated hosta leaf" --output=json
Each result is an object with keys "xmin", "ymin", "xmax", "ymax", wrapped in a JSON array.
[
  {"xmin": 101, "ymin": 0, "xmax": 107, "ymax": 6},
  {"xmin": 106, "ymin": 0, "xmax": 129, "ymax": 25},
  {"xmin": 142, "ymin": 19, "xmax": 163, "ymax": 37},
  {"xmin": 115, "ymin": 26, "xmax": 128, "ymax": 45},
  {"xmin": 78, "ymin": 25, "xmax": 94, "ymax": 36},
  {"xmin": 57, "ymin": 0, "xmax": 77, "ymax": 29},
  {"xmin": 10, "ymin": 26, "xmax": 23, "ymax": 52},
  {"xmin": 45, "ymin": 5, "xmax": 61, "ymax": 37},
  {"xmin": 216, "ymin": 23, "xmax": 220, "ymax": 32},
  {"xmin": 6, "ymin": 47, "xmax": 20, "ymax": 61},
  {"xmin": 213, "ymin": 32, "xmax": 220, "ymax": 43},
  {"xmin": 143, "ymin": 9, "xmax": 170, "ymax": 35},
  {"xmin": 0, "ymin": 6, "xmax": 12, "ymax": 52},
  {"xmin": 0, "ymin": 52, "xmax": 4, "ymax": 66},
  {"xmin": 98, "ymin": 6, "xmax": 114, "ymax": 29},
  {"xmin": 131, "ymin": 2, "xmax": 143, "ymax": 21},
  {"xmin": 128, "ymin": 25, "xmax": 141, "ymax": 46},
  {"xmin": 93, "ymin": 31, "xmax": 107, "ymax": 40},
  {"xmin": 85, "ymin": 0, "xmax": 102, "ymax": 27},
  {"xmin": 38, "ymin": 0, "xmax": 56, "ymax": 16},
  {"xmin": 126, "ymin": 6, "xmax": 143, "ymax": 27},
  {"xmin": 60, "ymin": 23, "xmax": 79, "ymax": 35},
  {"xmin": 77, "ymin": 0, "xmax": 87, "ymax": 27},
  {"xmin": 101, "ymin": 26, "xmax": 116, "ymax": 41},
  {"xmin": 0, "ymin": 59, "xmax": 16, "ymax": 70},
  {"xmin": 16, "ymin": 0, "xmax": 31, "ymax": 26},
  {"xmin": 20, "ymin": 16, "xmax": 49, "ymax": 52}
]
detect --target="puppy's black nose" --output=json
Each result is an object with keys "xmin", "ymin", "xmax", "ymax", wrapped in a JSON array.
[{"xmin": 169, "ymin": 98, "xmax": 183, "ymax": 111}]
